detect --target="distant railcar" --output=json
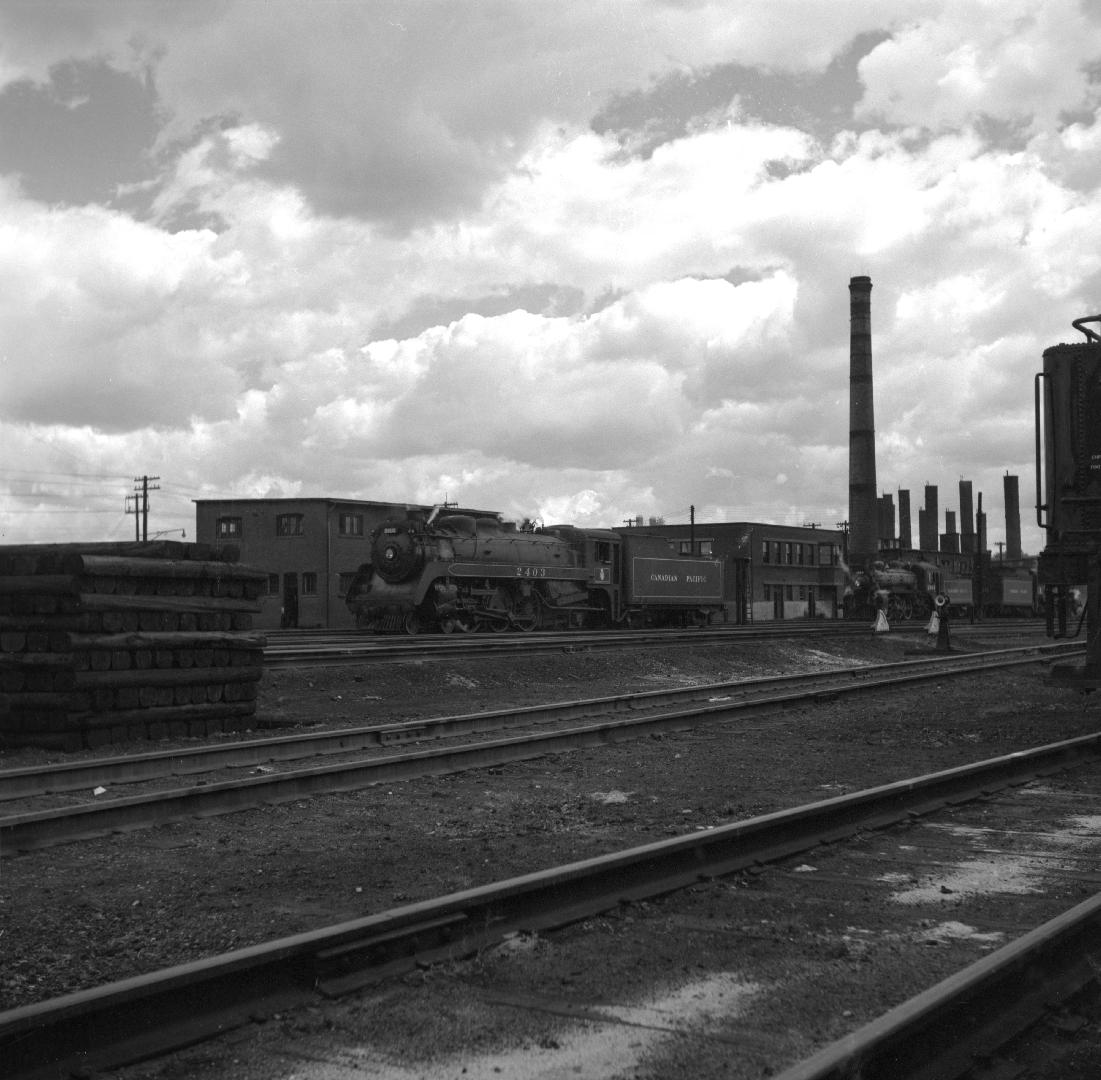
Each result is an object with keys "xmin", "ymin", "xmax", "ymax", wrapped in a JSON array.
[
  {"xmin": 941, "ymin": 576, "xmax": 974, "ymax": 618},
  {"xmin": 980, "ymin": 570, "xmax": 1038, "ymax": 616}
]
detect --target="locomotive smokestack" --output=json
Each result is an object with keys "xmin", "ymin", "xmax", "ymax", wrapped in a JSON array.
[
  {"xmin": 848, "ymin": 275, "xmax": 878, "ymax": 569},
  {"xmin": 1004, "ymin": 473, "xmax": 1022, "ymax": 560}
]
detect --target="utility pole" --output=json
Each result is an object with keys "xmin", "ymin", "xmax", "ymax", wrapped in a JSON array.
[
  {"xmin": 835, "ymin": 520, "xmax": 850, "ymax": 565},
  {"xmin": 689, "ymin": 505, "xmax": 695, "ymax": 554},
  {"xmin": 125, "ymin": 475, "xmax": 161, "ymax": 541},
  {"xmin": 975, "ymin": 492, "xmax": 985, "ymax": 622}
]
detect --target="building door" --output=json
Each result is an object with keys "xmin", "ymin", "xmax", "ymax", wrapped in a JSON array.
[
  {"xmin": 807, "ymin": 586, "xmax": 817, "ymax": 618},
  {"xmin": 773, "ymin": 589, "xmax": 783, "ymax": 619},
  {"xmin": 281, "ymin": 572, "xmax": 299, "ymax": 629},
  {"xmin": 733, "ymin": 559, "xmax": 748, "ymax": 624}
]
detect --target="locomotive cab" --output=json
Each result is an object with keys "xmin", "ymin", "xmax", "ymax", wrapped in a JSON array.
[{"xmin": 579, "ymin": 530, "xmax": 622, "ymax": 626}]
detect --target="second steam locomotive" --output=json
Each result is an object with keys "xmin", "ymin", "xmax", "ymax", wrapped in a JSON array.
[
  {"xmin": 844, "ymin": 560, "xmax": 1039, "ymax": 621},
  {"xmin": 345, "ymin": 508, "xmax": 724, "ymax": 633}
]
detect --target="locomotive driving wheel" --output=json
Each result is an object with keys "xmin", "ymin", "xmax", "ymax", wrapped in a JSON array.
[
  {"xmin": 482, "ymin": 588, "xmax": 511, "ymax": 632},
  {"xmin": 887, "ymin": 596, "xmax": 913, "ymax": 621},
  {"xmin": 512, "ymin": 596, "xmax": 539, "ymax": 632}
]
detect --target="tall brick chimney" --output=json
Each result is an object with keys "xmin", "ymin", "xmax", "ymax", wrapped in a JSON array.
[
  {"xmin": 898, "ymin": 489, "xmax": 912, "ymax": 551},
  {"xmin": 848, "ymin": 276, "xmax": 878, "ymax": 568},
  {"xmin": 959, "ymin": 479, "xmax": 975, "ymax": 554},
  {"xmin": 919, "ymin": 484, "xmax": 939, "ymax": 552},
  {"xmin": 1004, "ymin": 473, "xmax": 1022, "ymax": 560},
  {"xmin": 877, "ymin": 493, "xmax": 896, "ymax": 548}
]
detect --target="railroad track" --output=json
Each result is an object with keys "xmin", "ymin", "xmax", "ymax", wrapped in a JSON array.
[
  {"xmin": 0, "ymin": 640, "xmax": 1083, "ymax": 854},
  {"xmin": 262, "ymin": 618, "xmax": 1052, "ymax": 667},
  {"xmin": 6, "ymin": 732, "xmax": 1101, "ymax": 1079}
]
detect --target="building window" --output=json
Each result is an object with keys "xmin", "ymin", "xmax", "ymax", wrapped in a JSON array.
[
  {"xmin": 267, "ymin": 574, "xmax": 279, "ymax": 595},
  {"xmin": 338, "ymin": 572, "xmax": 359, "ymax": 596},
  {"xmin": 339, "ymin": 513, "xmax": 364, "ymax": 537},
  {"xmin": 302, "ymin": 572, "xmax": 318, "ymax": 595},
  {"xmin": 698, "ymin": 540, "xmax": 713, "ymax": 556},
  {"xmin": 799, "ymin": 585, "xmax": 807, "ymax": 600},
  {"xmin": 276, "ymin": 513, "xmax": 304, "ymax": 537},
  {"xmin": 216, "ymin": 516, "xmax": 242, "ymax": 539},
  {"xmin": 679, "ymin": 541, "xmax": 692, "ymax": 555},
  {"xmin": 785, "ymin": 584, "xmax": 794, "ymax": 600},
  {"xmin": 784, "ymin": 542, "xmax": 793, "ymax": 565},
  {"xmin": 796, "ymin": 543, "xmax": 805, "ymax": 566},
  {"xmin": 807, "ymin": 544, "xmax": 816, "ymax": 566},
  {"xmin": 772, "ymin": 541, "xmax": 782, "ymax": 564},
  {"xmin": 762, "ymin": 541, "xmax": 771, "ymax": 564}
]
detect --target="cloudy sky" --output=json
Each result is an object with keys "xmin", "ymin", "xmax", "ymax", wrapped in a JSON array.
[{"xmin": 2, "ymin": 0, "xmax": 1099, "ymax": 554}]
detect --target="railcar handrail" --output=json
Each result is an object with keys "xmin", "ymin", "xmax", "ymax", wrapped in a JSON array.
[
  {"xmin": 1071, "ymin": 313, "xmax": 1101, "ymax": 341},
  {"xmin": 1034, "ymin": 370, "xmax": 1047, "ymax": 529}
]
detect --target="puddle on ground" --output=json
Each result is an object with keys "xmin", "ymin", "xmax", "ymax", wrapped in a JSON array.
[
  {"xmin": 295, "ymin": 973, "xmax": 762, "ymax": 1080},
  {"xmin": 915, "ymin": 920, "xmax": 1005, "ymax": 946},
  {"xmin": 589, "ymin": 790, "xmax": 633, "ymax": 804},
  {"xmin": 885, "ymin": 854, "xmax": 1049, "ymax": 904},
  {"xmin": 883, "ymin": 811, "xmax": 1101, "ymax": 905},
  {"xmin": 843, "ymin": 920, "xmax": 1005, "ymax": 950}
]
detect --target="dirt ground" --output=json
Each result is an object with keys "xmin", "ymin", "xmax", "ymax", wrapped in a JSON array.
[{"xmin": 2, "ymin": 627, "xmax": 1099, "ymax": 1017}]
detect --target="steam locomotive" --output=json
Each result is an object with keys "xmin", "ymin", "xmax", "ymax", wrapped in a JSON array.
[
  {"xmin": 846, "ymin": 553, "xmax": 1051, "ymax": 622},
  {"xmin": 345, "ymin": 507, "xmax": 725, "ymax": 633},
  {"xmin": 843, "ymin": 560, "xmax": 946, "ymax": 621}
]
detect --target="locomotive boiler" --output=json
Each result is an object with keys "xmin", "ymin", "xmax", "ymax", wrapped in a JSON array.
[
  {"xmin": 1036, "ymin": 314, "xmax": 1101, "ymax": 686},
  {"xmin": 345, "ymin": 507, "xmax": 725, "ymax": 633}
]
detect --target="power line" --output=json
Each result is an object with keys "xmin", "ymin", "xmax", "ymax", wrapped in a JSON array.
[
  {"xmin": 2, "ymin": 491, "xmax": 121, "ymax": 499},
  {"xmin": 0, "ymin": 468, "xmax": 132, "ymax": 481}
]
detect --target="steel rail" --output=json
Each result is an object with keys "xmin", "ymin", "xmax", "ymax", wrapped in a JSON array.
[
  {"xmin": 0, "ymin": 643, "xmax": 1085, "ymax": 854},
  {"xmin": 262, "ymin": 620, "xmax": 1045, "ymax": 667},
  {"xmin": 0, "ymin": 640, "xmax": 1082, "ymax": 802},
  {"xmin": 264, "ymin": 619, "xmax": 1044, "ymax": 646},
  {"xmin": 3, "ymin": 733, "xmax": 1100, "ymax": 1080},
  {"xmin": 773, "ymin": 890, "xmax": 1101, "ymax": 1080}
]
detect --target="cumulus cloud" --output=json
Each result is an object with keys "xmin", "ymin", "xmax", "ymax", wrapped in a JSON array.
[
  {"xmin": 2, "ymin": 0, "xmax": 1100, "ymax": 553},
  {"xmin": 856, "ymin": 1, "xmax": 1101, "ymax": 136}
]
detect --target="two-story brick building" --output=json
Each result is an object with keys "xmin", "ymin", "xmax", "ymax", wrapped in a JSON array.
[{"xmin": 642, "ymin": 520, "xmax": 846, "ymax": 622}]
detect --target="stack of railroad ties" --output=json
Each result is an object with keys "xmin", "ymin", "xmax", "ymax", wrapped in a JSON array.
[{"xmin": 0, "ymin": 541, "xmax": 268, "ymax": 751}]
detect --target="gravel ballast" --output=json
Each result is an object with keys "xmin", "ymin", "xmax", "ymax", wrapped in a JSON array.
[{"xmin": 2, "ymin": 630, "xmax": 1098, "ymax": 1020}]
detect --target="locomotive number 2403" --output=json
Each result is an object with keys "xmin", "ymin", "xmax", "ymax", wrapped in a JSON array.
[{"xmin": 514, "ymin": 566, "xmax": 548, "ymax": 578}]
